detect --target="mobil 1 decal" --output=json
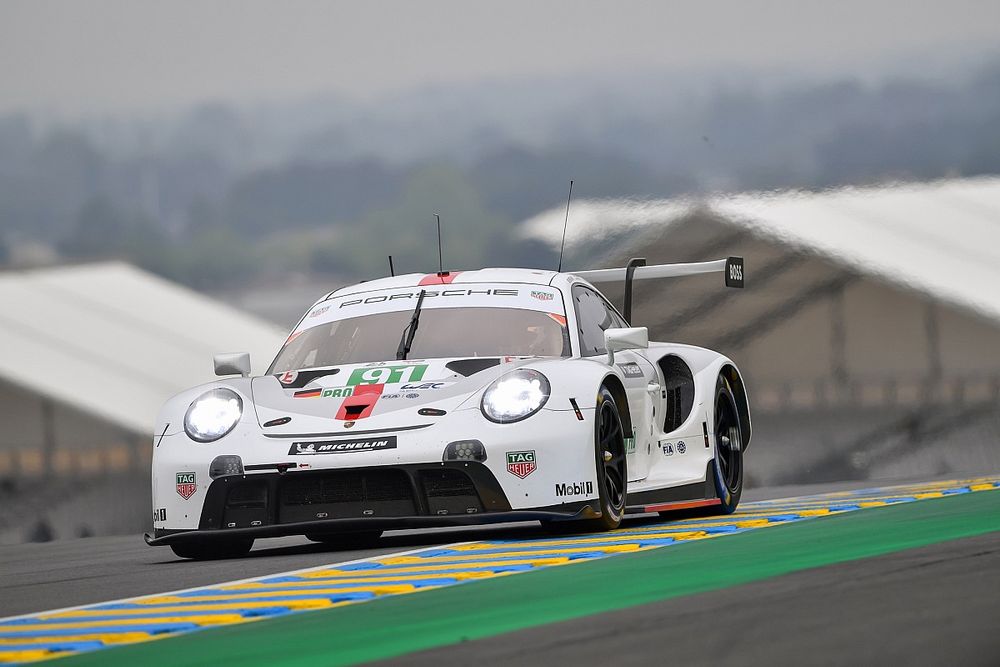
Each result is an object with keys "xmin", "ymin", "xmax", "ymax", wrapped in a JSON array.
[{"xmin": 506, "ymin": 450, "xmax": 537, "ymax": 479}]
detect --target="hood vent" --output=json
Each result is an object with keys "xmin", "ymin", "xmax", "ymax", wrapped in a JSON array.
[{"xmin": 446, "ymin": 358, "xmax": 501, "ymax": 377}]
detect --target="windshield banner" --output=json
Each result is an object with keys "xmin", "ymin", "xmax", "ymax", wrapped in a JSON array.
[{"xmin": 295, "ymin": 283, "xmax": 567, "ymax": 333}]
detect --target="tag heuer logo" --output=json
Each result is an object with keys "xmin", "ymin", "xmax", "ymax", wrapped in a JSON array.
[
  {"xmin": 176, "ymin": 472, "xmax": 197, "ymax": 500},
  {"xmin": 506, "ymin": 450, "xmax": 537, "ymax": 478}
]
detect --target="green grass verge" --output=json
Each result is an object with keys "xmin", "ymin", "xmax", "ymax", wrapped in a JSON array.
[{"xmin": 63, "ymin": 489, "xmax": 1000, "ymax": 667}]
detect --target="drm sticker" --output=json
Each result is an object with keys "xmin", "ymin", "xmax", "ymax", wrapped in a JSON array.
[
  {"xmin": 176, "ymin": 472, "xmax": 197, "ymax": 500},
  {"xmin": 625, "ymin": 436, "xmax": 636, "ymax": 455},
  {"xmin": 506, "ymin": 450, "xmax": 537, "ymax": 478},
  {"xmin": 617, "ymin": 362, "xmax": 644, "ymax": 378}
]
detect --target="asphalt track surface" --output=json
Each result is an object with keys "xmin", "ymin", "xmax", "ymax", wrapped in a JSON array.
[
  {"xmin": 393, "ymin": 530, "xmax": 1000, "ymax": 667},
  {"xmin": 0, "ymin": 479, "xmax": 880, "ymax": 618},
  {"xmin": 1, "ymin": 477, "xmax": 997, "ymax": 666}
]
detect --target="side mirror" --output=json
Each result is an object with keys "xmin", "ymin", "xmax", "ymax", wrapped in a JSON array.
[
  {"xmin": 604, "ymin": 327, "xmax": 648, "ymax": 365},
  {"xmin": 214, "ymin": 352, "xmax": 251, "ymax": 378}
]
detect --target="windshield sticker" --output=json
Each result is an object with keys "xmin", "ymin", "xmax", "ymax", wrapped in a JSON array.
[
  {"xmin": 293, "ymin": 283, "xmax": 567, "ymax": 334},
  {"xmin": 308, "ymin": 305, "xmax": 330, "ymax": 318}
]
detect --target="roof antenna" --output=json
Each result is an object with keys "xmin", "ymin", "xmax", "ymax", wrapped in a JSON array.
[
  {"xmin": 557, "ymin": 180, "xmax": 574, "ymax": 272},
  {"xmin": 388, "ymin": 255, "xmax": 395, "ymax": 277},
  {"xmin": 435, "ymin": 214, "xmax": 445, "ymax": 275}
]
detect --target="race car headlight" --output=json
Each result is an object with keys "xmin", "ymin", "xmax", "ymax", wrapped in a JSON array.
[
  {"xmin": 481, "ymin": 369, "xmax": 550, "ymax": 423},
  {"xmin": 184, "ymin": 388, "xmax": 243, "ymax": 443}
]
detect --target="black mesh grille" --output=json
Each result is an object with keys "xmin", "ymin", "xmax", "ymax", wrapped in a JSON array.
[
  {"xmin": 278, "ymin": 469, "xmax": 416, "ymax": 522},
  {"xmin": 420, "ymin": 469, "xmax": 482, "ymax": 515}
]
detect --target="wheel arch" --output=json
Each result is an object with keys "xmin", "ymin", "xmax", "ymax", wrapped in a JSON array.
[
  {"xmin": 600, "ymin": 373, "xmax": 634, "ymax": 438},
  {"xmin": 720, "ymin": 363, "xmax": 752, "ymax": 451}
]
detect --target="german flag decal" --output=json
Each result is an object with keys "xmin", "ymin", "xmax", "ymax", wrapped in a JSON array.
[{"xmin": 293, "ymin": 388, "xmax": 322, "ymax": 399}]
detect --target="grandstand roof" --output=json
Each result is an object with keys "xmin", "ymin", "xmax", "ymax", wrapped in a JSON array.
[
  {"xmin": 520, "ymin": 176, "xmax": 1000, "ymax": 323},
  {"xmin": 0, "ymin": 262, "xmax": 286, "ymax": 434}
]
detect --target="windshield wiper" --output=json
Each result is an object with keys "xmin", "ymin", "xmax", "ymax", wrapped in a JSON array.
[{"xmin": 396, "ymin": 289, "xmax": 427, "ymax": 360}]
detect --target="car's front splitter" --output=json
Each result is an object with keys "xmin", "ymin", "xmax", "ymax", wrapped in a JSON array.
[{"xmin": 144, "ymin": 501, "xmax": 600, "ymax": 546}]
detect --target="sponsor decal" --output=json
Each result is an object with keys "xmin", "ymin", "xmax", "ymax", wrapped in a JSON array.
[
  {"xmin": 338, "ymin": 288, "xmax": 519, "ymax": 309},
  {"xmin": 309, "ymin": 305, "xmax": 331, "ymax": 318},
  {"xmin": 405, "ymin": 393, "xmax": 420, "ymax": 399},
  {"xmin": 175, "ymin": 472, "xmax": 197, "ymax": 500},
  {"xmin": 661, "ymin": 441, "xmax": 675, "ymax": 456},
  {"xmin": 531, "ymin": 290, "xmax": 554, "ymax": 301},
  {"xmin": 288, "ymin": 436, "xmax": 397, "ymax": 455},
  {"xmin": 506, "ymin": 450, "xmax": 537, "ymax": 478},
  {"xmin": 617, "ymin": 362, "xmax": 644, "ymax": 378},
  {"xmin": 153, "ymin": 508, "xmax": 166, "ymax": 522},
  {"xmin": 400, "ymin": 381, "xmax": 451, "ymax": 390},
  {"xmin": 293, "ymin": 387, "xmax": 356, "ymax": 399},
  {"xmin": 278, "ymin": 371, "xmax": 299, "ymax": 385},
  {"xmin": 382, "ymin": 393, "xmax": 401, "ymax": 399},
  {"xmin": 625, "ymin": 435, "xmax": 636, "ymax": 455},
  {"xmin": 555, "ymin": 481, "xmax": 595, "ymax": 497},
  {"xmin": 677, "ymin": 441, "xmax": 687, "ymax": 454},
  {"xmin": 346, "ymin": 364, "xmax": 428, "ymax": 387},
  {"xmin": 293, "ymin": 388, "xmax": 323, "ymax": 399}
]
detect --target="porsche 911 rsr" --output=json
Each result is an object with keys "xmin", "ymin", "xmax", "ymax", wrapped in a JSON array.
[{"xmin": 146, "ymin": 260, "xmax": 751, "ymax": 559}]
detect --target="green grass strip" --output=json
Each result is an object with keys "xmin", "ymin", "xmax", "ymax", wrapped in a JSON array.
[{"xmin": 64, "ymin": 489, "xmax": 1000, "ymax": 667}]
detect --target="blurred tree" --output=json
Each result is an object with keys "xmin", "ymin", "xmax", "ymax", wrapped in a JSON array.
[{"xmin": 225, "ymin": 160, "xmax": 406, "ymax": 235}]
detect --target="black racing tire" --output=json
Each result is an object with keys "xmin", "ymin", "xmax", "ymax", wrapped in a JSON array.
[
  {"xmin": 305, "ymin": 530, "xmax": 383, "ymax": 548},
  {"xmin": 540, "ymin": 386, "xmax": 627, "ymax": 535},
  {"xmin": 710, "ymin": 374, "xmax": 744, "ymax": 515},
  {"xmin": 170, "ymin": 538, "xmax": 254, "ymax": 560}
]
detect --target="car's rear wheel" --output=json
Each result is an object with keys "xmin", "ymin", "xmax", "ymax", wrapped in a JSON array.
[
  {"xmin": 305, "ymin": 530, "xmax": 383, "ymax": 549},
  {"xmin": 170, "ymin": 538, "xmax": 254, "ymax": 560},
  {"xmin": 711, "ymin": 374, "xmax": 744, "ymax": 514}
]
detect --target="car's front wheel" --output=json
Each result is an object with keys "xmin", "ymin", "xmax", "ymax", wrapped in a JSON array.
[
  {"xmin": 541, "ymin": 385, "xmax": 627, "ymax": 534},
  {"xmin": 170, "ymin": 538, "xmax": 254, "ymax": 560}
]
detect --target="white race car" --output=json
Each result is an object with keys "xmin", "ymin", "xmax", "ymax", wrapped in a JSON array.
[{"xmin": 146, "ymin": 258, "xmax": 751, "ymax": 559}]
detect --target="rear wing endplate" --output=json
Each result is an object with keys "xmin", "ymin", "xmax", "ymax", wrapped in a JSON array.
[{"xmin": 573, "ymin": 256, "xmax": 744, "ymax": 323}]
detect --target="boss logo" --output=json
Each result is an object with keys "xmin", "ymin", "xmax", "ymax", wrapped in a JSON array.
[{"xmin": 726, "ymin": 257, "xmax": 745, "ymax": 288}]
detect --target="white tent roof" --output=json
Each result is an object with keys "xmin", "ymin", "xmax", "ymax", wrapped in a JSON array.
[
  {"xmin": 0, "ymin": 262, "xmax": 287, "ymax": 434},
  {"xmin": 520, "ymin": 176, "xmax": 1000, "ymax": 324}
]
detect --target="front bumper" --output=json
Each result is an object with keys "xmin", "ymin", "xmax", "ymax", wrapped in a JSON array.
[{"xmin": 145, "ymin": 461, "xmax": 599, "ymax": 546}]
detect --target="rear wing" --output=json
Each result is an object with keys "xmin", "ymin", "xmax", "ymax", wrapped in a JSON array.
[{"xmin": 573, "ymin": 256, "xmax": 744, "ymax": 323}]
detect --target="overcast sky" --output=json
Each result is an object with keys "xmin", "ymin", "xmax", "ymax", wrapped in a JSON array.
[{"xmin": 2, "ymin": 0, "xmax": 999, "ymax": 115}]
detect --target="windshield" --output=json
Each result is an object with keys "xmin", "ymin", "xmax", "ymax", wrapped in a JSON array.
[{"xmin": 270, "ymin": 306, "xmax": 570, "ymax": 373}]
